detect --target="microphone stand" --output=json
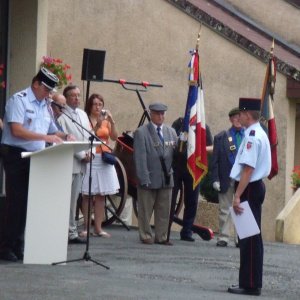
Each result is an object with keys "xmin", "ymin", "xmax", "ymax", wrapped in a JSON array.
[{"xmin": 51, "ymin": 103, "xmax": 109, "ymax": 268}]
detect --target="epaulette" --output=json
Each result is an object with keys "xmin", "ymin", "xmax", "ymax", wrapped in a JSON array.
[
  {"xmin": 249, "ymin": 130, "xmax": 255, "ymax": 136},
  {"xmin": 16, "ymin": 92, "xmax": 27, "ymax": 98}
]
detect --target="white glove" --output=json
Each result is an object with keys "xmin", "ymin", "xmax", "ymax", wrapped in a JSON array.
[{"xmin": 213, "ymin": 181, "xmax": 221, "ymax": 192}]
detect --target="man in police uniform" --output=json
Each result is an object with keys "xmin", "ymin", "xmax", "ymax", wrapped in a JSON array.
[
  {"xmin": 133, "ymin": 102, "xmax": 177, "ymax": 245},
  {"xmin": 228, "ymin": 98, "xmax": 271, "ymax": 296},
  {"xmin": 0, "ymin": 67, "xmax": 68, "ymax": 262},
  {"xmin": 211, "ymin": 107, "xmax": 244, "ymax": 247}
]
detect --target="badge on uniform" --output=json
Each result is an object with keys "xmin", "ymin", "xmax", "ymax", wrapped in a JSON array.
[
  {"xmin": 250, "ymin": 130, "xmax": 256, "ymax": 136},
  {"xmin": 247, "ymin": 141, "xmax": 252, "ymax": 149}
]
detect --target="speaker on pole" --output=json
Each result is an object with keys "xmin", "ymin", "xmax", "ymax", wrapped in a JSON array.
[{"xmin": 81, "ymin": 49, "xmax": 106, "ymax": 82}]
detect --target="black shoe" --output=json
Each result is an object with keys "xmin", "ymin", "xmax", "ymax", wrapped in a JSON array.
[
  {"xmin": 180, "ymin": 235, "xmax": 195, "ymax": 242},
  {"xmin": 14, "ymin": 250, "xmax": 24, "ymax": 260},
  {"xmin": 155, "ymin": 240, "xmax": 173, "ymax": 246},
  {"xmin": 68, "ymin": 236, "xmax": 87, "ymax": 244},
  {"xmin": 0, "ymin": 250, "xmax": 18, "ymax": 262},
  {"xmin": 228, "ymin": 286, "xmax": 261, "ymax": 296},
  {"xmin": 216, "ymin": 240, "xmax": 228, "ymax": 247}
]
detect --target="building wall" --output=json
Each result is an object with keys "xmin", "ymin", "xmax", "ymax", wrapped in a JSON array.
[
  {"xmin": 45, "ymin": 0, "xmax": 296, "ymax": 241},
  {"xmin": 9, "ymin": 0, "xmax": 48, "ymax": 94},
  {"xmin": 227, "ymin": 0, "xmax": 300, "ymax": 48}
]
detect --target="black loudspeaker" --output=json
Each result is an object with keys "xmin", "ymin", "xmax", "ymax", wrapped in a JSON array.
[{"xmin": 81, "ymin": 49, "xmax": 106, "ymax": 81}]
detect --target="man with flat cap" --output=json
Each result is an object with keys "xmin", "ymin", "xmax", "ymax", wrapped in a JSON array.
[
  {"xmin": 211, "ymin": 107, "xmax": 244, "ymax": 247},
  {"xmin": 133, "ymin": 102, "xmax": 177, "ymax": 245},
  {"xmin": 228, "ymin": 98, "xmax": 271, "ymax": 296},
  {"xmin": 0, "ymin": 67, "xmax": 69, "ymax": 262}
]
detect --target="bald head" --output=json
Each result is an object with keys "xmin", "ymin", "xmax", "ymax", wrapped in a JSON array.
[{"xmin": 51, "ymin": 93, "xmax": 66, "ymax": 118}]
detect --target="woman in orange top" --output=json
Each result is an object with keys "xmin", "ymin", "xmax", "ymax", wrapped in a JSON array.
[{"xmin": 81, "ymin": 93, "xmax": 119, "ymax": 237}]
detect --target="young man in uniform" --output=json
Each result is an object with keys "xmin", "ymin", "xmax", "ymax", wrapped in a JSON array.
[
  {"xmin": 0, "ymin": 68, "xmax": 68, "ymax": 262},
  {"xmin": 228, "ymin": 98, "xmax": 271, "ymax": 296}
]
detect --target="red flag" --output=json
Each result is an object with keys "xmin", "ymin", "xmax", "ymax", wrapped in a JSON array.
[
  {"xmin": 182, "ymin": 49, "xmax": 208, "ymax": 189},
  {"xmin": 260, "ymin": 42, "xmax": 278, "ymax": 180}
]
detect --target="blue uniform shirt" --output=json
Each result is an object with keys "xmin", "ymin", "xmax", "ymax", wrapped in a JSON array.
[
  {"xmin": 1, "ymin": 87, "xmax": 58, "ymax": 151},
  {"xmin": 230, "ymin": 122, "xmax": 271, "ymax": 182}
]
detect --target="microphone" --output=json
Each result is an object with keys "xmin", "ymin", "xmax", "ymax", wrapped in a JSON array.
[{"xmin": 50, "ymin": 99, "xmax": 65, "ymax": 110}]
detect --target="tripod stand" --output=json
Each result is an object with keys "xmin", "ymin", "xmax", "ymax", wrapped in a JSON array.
[{"xmin": 51, "ymin": 104, "xmax": 109, "ymax": 269}]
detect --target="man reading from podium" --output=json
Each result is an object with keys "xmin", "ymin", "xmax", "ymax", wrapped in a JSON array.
[{"xmin": 0, "ymin": 67, "xmax": 68, "ymax": 262}]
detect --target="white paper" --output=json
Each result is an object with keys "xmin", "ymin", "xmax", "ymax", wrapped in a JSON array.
[{"xmin": 230, "ymin": 201, "xmax": 260, "ymax": 239}]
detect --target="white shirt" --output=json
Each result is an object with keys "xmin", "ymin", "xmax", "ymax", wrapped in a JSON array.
[{"xmin": 230, "ymin": 122, "xmax": 271, "ymax": 182}]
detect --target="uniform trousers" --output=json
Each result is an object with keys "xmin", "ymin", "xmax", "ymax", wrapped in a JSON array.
[
  {"xmin": 172, "ymin": 166, "xmax": 199, "ymax": 238},
  {"xmin": 137, "ymin": 187, "xmax": 172, "ymax": 242},
  {"xmin": 218, "ymin": 180, "xmax": 234, "ymax": 242},
  {"xmin": 69, "ymin": 173, "xmax": 82, "ymax": 240},
  {"xmin": 237, "ymin": 180, "xmax": 265, "ymax": 289},
  {"xmin": 0, "ymin": 145, "xmax": 30, "ymax": 254}
]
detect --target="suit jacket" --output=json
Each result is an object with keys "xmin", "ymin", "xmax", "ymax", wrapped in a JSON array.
[
  {"xmin": 211, "ymin": 129, "xmax": 235, "ymax": 193},
  {"xmin": 133, "ymin": 122, "xmax": 177, "ymax": 189},
  {"xmin": 58, "ymin": 106, "xmax": 91, "ymax": 174}
]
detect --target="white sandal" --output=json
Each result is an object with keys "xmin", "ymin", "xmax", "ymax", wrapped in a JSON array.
[{"xmin": 92, "ymin": 231, "xmax": 111, "ymax": 238}]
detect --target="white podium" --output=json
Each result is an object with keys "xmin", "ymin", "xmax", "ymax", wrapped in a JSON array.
[{"xmin": 23, "ymin": 142, "xmax": 93, "ymax": 265}]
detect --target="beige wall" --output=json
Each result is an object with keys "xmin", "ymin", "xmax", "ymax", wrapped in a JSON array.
[
  {"xmin": 227, "ymin": 0, "xmax": 300, "ymax": 48},
  {"xmin": 9, "ymin": 0, "xmax": 48, "ymax": 95},
  {"xmin": 7, "ymin": 0, "xmax": 299, "ymax": 241}
]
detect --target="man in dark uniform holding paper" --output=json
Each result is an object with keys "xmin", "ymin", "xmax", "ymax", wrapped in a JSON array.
[{"xmin": 228, "ymin": 98, "xmax": 271, "ymax": 296}]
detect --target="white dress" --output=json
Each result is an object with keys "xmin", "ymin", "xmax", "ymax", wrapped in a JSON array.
[{"xmin": 82, "ymin": 153, "xmax": 120, "ymax": 196}]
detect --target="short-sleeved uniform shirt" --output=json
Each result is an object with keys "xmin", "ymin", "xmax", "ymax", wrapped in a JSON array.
[
  {"xmin": 1, "ymin": 87, "xmax": 58, "ymax": 151},
  {"xmin": 230, "ymin": 122, "xmax": 271, "ymax": 182}
]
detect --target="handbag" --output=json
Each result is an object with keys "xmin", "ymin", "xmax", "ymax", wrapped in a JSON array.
[{"xmin": 102, "ymin": 151, "xmax": 116, "ymax": 165}]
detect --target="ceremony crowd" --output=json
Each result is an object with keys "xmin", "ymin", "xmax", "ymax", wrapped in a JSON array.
[{"xmin": 0, "ymin": 66, "xmax": 271, "ymax": 297}]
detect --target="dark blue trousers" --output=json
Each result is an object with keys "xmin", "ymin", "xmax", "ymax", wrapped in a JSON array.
[
  {"xmin": 237, "ymin": 180, "xmax": 265, "ymax": 289},
  {"xmin": 0, "ymin": 145, "xmax": 30, "ymax": 254},
  {"xmin": 172, "ymin": 166, "xmax": 200, "ymax": 238}
]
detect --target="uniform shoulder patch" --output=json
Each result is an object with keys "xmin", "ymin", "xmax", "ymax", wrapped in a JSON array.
[
  {"xmin": 246, "ymin": 141, "xmax": 252, "ymax": 149},
  {"xmin": 17, "ymin": 92, "xmax": 27, "ymax": 98},
  {"xmin": 249, "ymin": 130, "xmax": 255, "ymax": 136}
]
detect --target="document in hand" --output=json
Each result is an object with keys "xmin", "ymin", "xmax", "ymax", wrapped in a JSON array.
[{"xmin": 229, "ymin": 201, "xmax": 260, "ymax": 239}]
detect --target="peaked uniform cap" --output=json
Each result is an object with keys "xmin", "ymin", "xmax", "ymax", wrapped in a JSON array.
[
  {"xmin": 239, "ymin": 98, "xmax": 261, "ymax": 111},
  {"xmin": 36, "ymin": 67, "xmax": 59, "ymax": 90}
]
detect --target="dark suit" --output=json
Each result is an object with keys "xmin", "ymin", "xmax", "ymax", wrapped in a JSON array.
[
  {"xmin": 133, "ymin": 122, "xmax": 177, "ymax": 242},
  {"xmin": 172, "ymin": 118, "xmax": 213, "ymax": 239},
  {"xmin": 211, "ymin": 127, "xmax": 244, "ymax": 243},
  {"xmin": 211, "ymin": 130, "xmax": 235, "ymax": 193}
]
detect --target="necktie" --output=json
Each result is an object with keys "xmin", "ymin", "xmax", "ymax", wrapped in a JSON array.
[
  {"xmin": 235, "ymin": 131, "xmax": 242, "ymax": 148},
  {"xmin": 157, "ymin": 127, "xmax": 164, "ymax": 143}
]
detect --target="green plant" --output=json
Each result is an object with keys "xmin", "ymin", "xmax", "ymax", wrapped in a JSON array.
[
  {"xmin": 40, "ymin": 56, "xmax": 72, "ymax": 89},
  {"xmin": 291, "ymin": 165, "xmax": 300, "ymax": 187},
  {"xmin": 199, "ymin": 154, "xmax": 219, "ymax": 203}
]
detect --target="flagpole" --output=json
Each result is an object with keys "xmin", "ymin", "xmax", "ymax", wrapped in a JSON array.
[{"xmin": 179, "ymin": 26, "xmax": 202, "ymax": 153}]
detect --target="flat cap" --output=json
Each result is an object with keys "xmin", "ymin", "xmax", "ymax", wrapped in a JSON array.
[
  {"xmin": 228, "ymin": 107, "xmax": 240, "ymax": 117},
  {"xmin": 36, "ymin": 67, "xmax": 59, "ymax": 90},
  {"xmin": 239, "ymin": 98, "xmax": 261, "ymax": 111},
  {"xmin": 149, "ymin": 102, "xmax": 168, "ymax": 112}
]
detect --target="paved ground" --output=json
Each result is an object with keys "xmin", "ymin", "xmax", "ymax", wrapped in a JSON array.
[{"xmin": 0, "ymin": 225, "xmax": 300, "ymax": 300}]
